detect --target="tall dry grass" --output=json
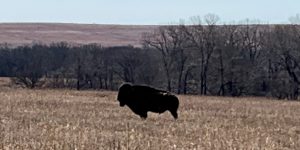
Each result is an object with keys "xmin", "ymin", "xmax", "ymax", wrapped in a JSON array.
[{"xmin": 0, "ymin": 84, "xmax": 300, "ymax": 149}]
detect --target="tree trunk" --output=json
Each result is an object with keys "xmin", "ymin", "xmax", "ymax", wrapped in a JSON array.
[
  {"xmin": 177, "ymin": 63, "xmax": 184, "ymax": 94},
  {"xmin": 99, "ymin": 76, "xmax": 103, "ymax": 89},
  {"xmin": 219, "ymin": 49, "xmax": 225, "ymax": 96}
]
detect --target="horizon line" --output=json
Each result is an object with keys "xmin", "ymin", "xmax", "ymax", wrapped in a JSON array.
[{"xmin": 0, "ymin": 21, "xmax": 298, "ymax": 26}]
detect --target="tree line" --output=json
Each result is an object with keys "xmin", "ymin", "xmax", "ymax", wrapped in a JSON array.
[{"xmin": 0, "ymin": 15, "xmax": 300, "ymax": 100}]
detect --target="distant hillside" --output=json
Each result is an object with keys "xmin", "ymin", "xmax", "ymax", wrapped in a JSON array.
[{"xmin": 0, "ymin": 23, "xmax": 158, "ymax": 47}]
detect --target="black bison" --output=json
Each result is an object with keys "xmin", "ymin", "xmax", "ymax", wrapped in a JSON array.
[{"xmin": 117, "ymin": 83, "xmax": 179, "ymax": 119}]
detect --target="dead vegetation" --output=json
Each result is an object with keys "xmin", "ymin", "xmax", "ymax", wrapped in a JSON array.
[
  {"xmin": 0, "ymin": 23, "xmax": 157, "ymax": 47},
  {"xmin": 0, "ymin": 86, "xmax": 299, "ymax": 149}
]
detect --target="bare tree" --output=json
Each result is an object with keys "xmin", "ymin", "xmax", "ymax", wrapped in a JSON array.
[
  {"xmin": 184, "ymin": 14, "xmax": 220, "ymax": 95},
  {"xmin": 238, "ymin": 23, "xmax": 264, "ymax": 63},
  {"xmin": 143, "ymin": 26, "xmax": 185, "ymax": 92},
  {"xmin": 289, "ymin": 14, "xmax": 300, "ymax": 25},
  {"xmin": 114, "ymin": 47, "xmax": 143, "ymax": 83},
  {"xmin": 265, "ymin": 25, "xmax": 300, "ymax": 99},
  {"xmin": 11, "ymin": 45, "xmax": 50, "ymax": 88},
  {"xmin": 216, "ymin": 25, "xmax": 240, "ymax": 96},
  {"xmin": 167, "ymin": 25, "xmax": 191, "ymax": 94}
]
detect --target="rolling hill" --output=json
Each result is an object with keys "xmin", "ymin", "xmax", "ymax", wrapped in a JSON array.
[{"xmin": 0, "ymin": 23, "xmax": 158, "ymax": 47}]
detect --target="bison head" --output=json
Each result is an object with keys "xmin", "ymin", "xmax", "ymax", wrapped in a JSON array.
[{"xmin": 117, "ymin": 83, "xmax": 132, "ymax": 107}]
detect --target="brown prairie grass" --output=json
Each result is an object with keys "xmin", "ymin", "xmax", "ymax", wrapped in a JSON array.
[
  {"xmin": 0, "ymin": 23, "xmax": 157, "ymax": 47},
  {"xmin": 0, "ymin": 87, "xmax": 300, "ymax": 149}
]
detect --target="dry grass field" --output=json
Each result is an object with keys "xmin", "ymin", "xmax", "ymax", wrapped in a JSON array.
[
  {"xmin": 0, "ymin": 23, "xmax": 157, "ymax": 47},
  {"xmin": 0, "ymin": 80, "xmax": 300, "ymax": 149}
]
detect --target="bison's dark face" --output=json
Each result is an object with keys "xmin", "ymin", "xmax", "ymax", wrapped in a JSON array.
[
  {"xmin": 118, "ymin": 94, "xmax": 126, "ymax": 107},
  {"xmin": 117, "ymin": 83, "xmax": 132, "ymax": 107}
]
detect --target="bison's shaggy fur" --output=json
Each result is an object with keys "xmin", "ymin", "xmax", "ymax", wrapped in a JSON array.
[{"xmin": 117, "ymin": 83, "xmax": 179, "ymax": 119}]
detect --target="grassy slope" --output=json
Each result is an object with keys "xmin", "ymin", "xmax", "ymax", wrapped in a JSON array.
[
  {"xmin": 0, "ymin": 23, "xmax": 157, "ymax": 47},
  {"xmin": 0, "ymin": 80, "xmax": 299, "ymax": 149}
]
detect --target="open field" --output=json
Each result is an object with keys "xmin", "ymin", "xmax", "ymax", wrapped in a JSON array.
[
  {"xmin": 0, "ymin": 23, "xmax": 157, "ymax": 47},
  {"xmin": 0, "ymin": 82, "xmax": 300, "ymax": 149}
]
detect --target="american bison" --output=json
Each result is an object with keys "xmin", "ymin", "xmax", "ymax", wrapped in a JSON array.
[{"xmin": 117, "ymin": 83, "xmax": 179, "ymax": 119}]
